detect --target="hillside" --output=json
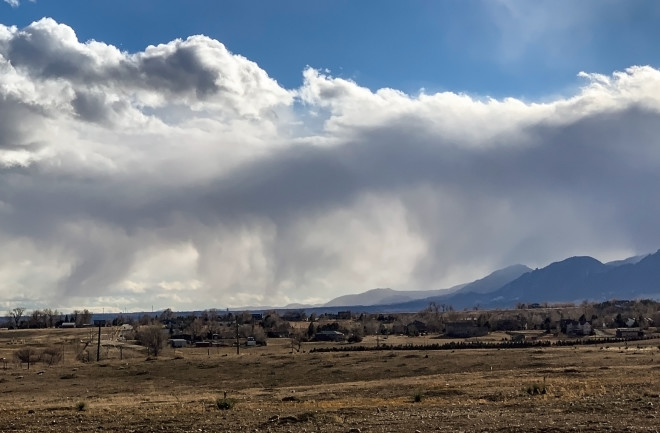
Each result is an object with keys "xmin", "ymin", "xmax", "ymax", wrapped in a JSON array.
[
  {"xmin": 440, "ymin": 250, "xmax": 660, "ymax": 309},
  {"xmin": 323, "ymin": 286, "xmax": 465, "ymax": 308},
  {"xmin": 317, "ymin": 251, "xmax": 660, "ymax": 313}
]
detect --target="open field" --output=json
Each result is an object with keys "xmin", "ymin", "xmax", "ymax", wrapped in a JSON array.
[{"xmin": 1, "ymin": 328, "xmax": 660, "ymax": 432}]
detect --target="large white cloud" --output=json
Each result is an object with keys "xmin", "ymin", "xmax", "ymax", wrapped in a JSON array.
[{"xmin": 1, "ymin": 18, "xmax": 660, "ymax": 312}]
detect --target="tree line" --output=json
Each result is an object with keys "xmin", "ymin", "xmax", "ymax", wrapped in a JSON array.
[
  {"xmin": 5, "ymin": 307, "xmax": 93, "ymax": 329},
  {"xmin": 309, "ymin": 335, "xmax": 651, "ymax": 353}
]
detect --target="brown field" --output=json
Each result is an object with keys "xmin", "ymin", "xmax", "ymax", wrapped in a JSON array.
[{"xmin": 1, "ymin": 328, "xmax": 659, "ymax": 432}]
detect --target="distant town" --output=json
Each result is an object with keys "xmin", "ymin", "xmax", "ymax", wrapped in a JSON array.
[{"xmin": 5, "ymin": 298, "xmax": 659, "ymax": 357}]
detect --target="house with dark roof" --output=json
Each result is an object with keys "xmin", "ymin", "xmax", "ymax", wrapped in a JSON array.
[
  {"xmin": 444, "ymin": 320, "xmax": 489, "ymax": 338},
  {"xmin": 314, "ymin": 330, "xmax": 345, "ymax": 342}
]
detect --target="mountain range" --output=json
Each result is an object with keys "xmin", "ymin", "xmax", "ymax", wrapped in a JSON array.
[{"xmin": 316, "ymin": 250, "xmax": 660, "ymax": 312}]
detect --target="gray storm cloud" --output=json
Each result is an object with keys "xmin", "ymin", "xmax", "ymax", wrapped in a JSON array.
[{"xmin": 1, "ymin": 18, "xmax": 660, "ymax": 311}]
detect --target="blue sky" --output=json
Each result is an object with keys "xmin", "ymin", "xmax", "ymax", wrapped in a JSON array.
[
  {"xmin": 4, "ymin": 0, "xmax": 660, "ymax": 98},
  {"xmin": 2, "ymin": 1, "xmax": 660, "ymax": 312}
]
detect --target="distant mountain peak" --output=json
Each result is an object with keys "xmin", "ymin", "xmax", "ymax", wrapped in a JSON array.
[
  {"xmin": 453, "ymin": 264, "xmax": 531, "ymax": 295},
  {"xmin": 606, "ymin": 254, "xmax": 650, "ymax": 267},
  {"xmin": 323, "ymin": 287, "xmax": 443, "ymax": 308},
  {"xmin": 323, "ymin": 264, "xmax": 530, "ymax": 308},
  {"xmin": 317, "ymin": 250, "xmax": 660, "ymax": 312}
]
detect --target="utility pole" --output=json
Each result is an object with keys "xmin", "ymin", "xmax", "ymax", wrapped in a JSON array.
[
  {"xmin": 96, "ymin": 323, "xmax": 102, "ymax": 362},
  {"xmin": 235, "ymin": 317, "xmax": 240, "ymax": 355}
]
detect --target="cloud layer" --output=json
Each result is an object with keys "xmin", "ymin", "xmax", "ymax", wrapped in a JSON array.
[{"xmin": 1, "ymin": 18, "xmax": 660, "ymax": 311}]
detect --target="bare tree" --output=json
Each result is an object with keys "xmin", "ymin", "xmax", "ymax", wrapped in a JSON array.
[
  {"xmin": 159, "ymin": 308, "xmax": 175, "ymax": 322},
  {"xmin": 207, "ymin": 308, "xmax": 219, "ymax": 323},
  {"xmin": 71, "ymin": 310, "xmax": 80, "ymax": 326},
  {"xmin": 136, "ymin": 325, "xmax": 166, "ymax": 357},
  {"xmin": 9, "ymin": 307, "xmax": 26, "ymax": 329},
  {"xmin": 186, "ymin": 317, "xmax": 205, "ymax": 342},
  {"xmin": 29, "ymin": 309, "xmax": 46, "ymax": 328},
  {"xmin": 361, "ymin": 316, "xmax": 380, "ymax": 335},
  {"xmin": 238, "ymin": 311, "xmax": 252, "ymax": 324},
  {"xmin": 251, "ymin": 326, "xmax": 267, "ymax": 345},
  {"xmin": 206, "ymin": 319, "xmax": 222, "ymax": 339},
  {"xmin": 79, "ymin": 309, "xmax": 92, "ymax": 327},
  {"xmin": 14, "ymin": 347, "xmax": 39, "ymax": 369},
  {"xmin": 289, "ymin": 328, "xmax": 305, "ymax": 353},
  {"xmin": 42, "ymin": 309, "xmax": 60, "ymax": 328}
]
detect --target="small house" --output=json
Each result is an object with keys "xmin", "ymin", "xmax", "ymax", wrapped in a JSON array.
[
  {"xmin": 444, "ymin": 320, "xmax": 489, "ymax": 338},
  {"xmin": 616, "ymin": 328, "xmax": 643, "ymax": 338},
  {"xmin": 117, "ymin": 324, "xmax": 134, "ymax": 340},
  {"xmin": 406, "ymin": 320, "xmax": 427, "ymax": 336},
  {"xmin": 169, "ymin": 339, "xmax": 187, "ymax": 348},
  {"xmin": 563, "ymin": 320, "xmax": 592, "ymax": 337},
  {"xmin": 315, "ymin": 330, "xmax": 345, "ymax": 342}
]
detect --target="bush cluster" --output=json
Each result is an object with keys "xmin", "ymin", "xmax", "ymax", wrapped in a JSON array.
[{"xmin": 13, "ymin": 347, "xmax": 63, "ymax": 369}]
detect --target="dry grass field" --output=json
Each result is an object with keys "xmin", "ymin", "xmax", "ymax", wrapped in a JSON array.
[{"xmin": 1, "ymin": 328, "xmax": 659, "ymax": 432}]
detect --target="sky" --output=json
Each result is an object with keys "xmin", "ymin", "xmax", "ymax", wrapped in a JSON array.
[{"xmin": 1, "ymin": 1, "xmax": 660, "ymax": 313}]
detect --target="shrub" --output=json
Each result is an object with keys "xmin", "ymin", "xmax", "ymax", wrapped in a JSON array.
[
  {"xmin": 136, "ymin": 325, "xmax": 166, "ymax": 357},
  {"xmin": 75, "ymin": 401, "xmax": 87, "ymax": 411},
  {"xmin": 281, "ymin": 395, "xmax": 300, "ymax": 402},
  {"xmin": 412, "ymin": 391, "xmax": 424, "ymax": 403},
  {"xmin": 14, "ymin": 347, "xmax": 40, "ymax": 369},
  {"xmin": 41, "ymin": 348, "xmax": 62, "ymax": 366},
  {"xmin": 348, "ymin": 334, "xmax": 363, "ymax": 343},
  {"xmin": 526, "ymin": 383, "xmax": 547, "ymax": 395},
  {"xmin": 76, "ymin": 350, "xmax": 91, "ymax": 363},
  {"xmin": 216, "ymin": 397, "xmax": 236, "ymax": 410}
]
